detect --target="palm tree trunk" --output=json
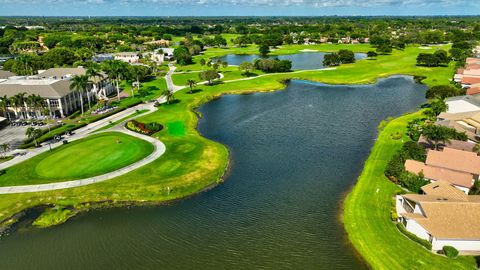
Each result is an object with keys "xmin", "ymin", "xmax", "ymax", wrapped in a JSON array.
[
  {"xmin": 79, "ymin": 92, "xmax": 84, "ymax": 115},
  {"xmin": 86, "ymin": 90, "xmax": 92, "ymax": 110},
  {"xmin": 116, "ymin": 79, "xmax": 120, "ymax": 100}
]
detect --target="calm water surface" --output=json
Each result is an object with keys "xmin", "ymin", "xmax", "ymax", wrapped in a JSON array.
[
  {"xmin": 217, "ymin": 52, "xmax": 367, "ymax": 70},
  {"xmin": 0, "ymin": 76, "xmax": 426, "ymax": 269}
]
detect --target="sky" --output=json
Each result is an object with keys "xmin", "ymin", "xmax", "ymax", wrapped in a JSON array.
[{"xmin": 0, "ymin": 0, "xmax": 479, "ymax": 16}]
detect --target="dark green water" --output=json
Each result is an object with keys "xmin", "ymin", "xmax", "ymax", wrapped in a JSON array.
[
  {"xmin": 217, "ymin": 52, "xmax": 367, "ymax": 70},
  {"xmin": 0, "ymin": 76, "xmax": 426, "ymax": 269}
]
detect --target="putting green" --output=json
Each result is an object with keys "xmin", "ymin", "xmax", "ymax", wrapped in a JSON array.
[{"xmin": 0, "ymin": 132, "xmax": 154, "ymax": 185}]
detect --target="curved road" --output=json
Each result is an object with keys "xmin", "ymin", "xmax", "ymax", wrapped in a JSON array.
[{"xmin": 0, "ymin": 127, "xmax": 165, "ymax": 194}]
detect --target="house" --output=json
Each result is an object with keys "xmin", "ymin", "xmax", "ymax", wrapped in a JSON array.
[
  {"xmin": 418, "ymin": 136, "xmax": 475, "ymax": 152},
  {"xmin": 143, "ymin": 48, "xmax": 173, "ymax": 64},
  {"xmin": 466, "ymin": 84, "xmax": 480, "ymax": 95},
  {"xmin": 444, "ymin": 95, "xmax": 480, "ymax": 114},
  {"xmin": 461, "ymin": 76, "xmax": 480, "ymax": 88},
  {"xmin": 396, "ymin": 181, "xmax": 480, "ymax": 252},
  {"xmin": 114, "ymin": 52, "xmax": 140, "ymax": 64},
  {"xmin": 437, "ymin": 105, "xmax": 480, "ymax": 141},
  {"xmin": 92, "ymin": 53, "xmax": 114, "ymax": 63},
  {"xmin": 405, "ymin": 147, "xmax": 480, "ymax": 193},
  {"xmin": 154, "ymin": 48, "xmax": 174, "ymax": 61}
]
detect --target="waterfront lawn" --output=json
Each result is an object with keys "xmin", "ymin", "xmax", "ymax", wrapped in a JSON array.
[
  {"xmin": 0, "ymin": 132, "xmax": 154, "ymax": 185},
  {"xmin": 343, "ymin": 111, "xmax": 477, "ymax": 269}
]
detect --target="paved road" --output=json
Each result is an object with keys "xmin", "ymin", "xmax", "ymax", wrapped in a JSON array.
[
  {"xmin": 0, "ymin": 127, "xmax": 165, "ymax": 194},
  {"xmin": 165, "ymin": 63, "xmax": 184, "ymax": 92}
]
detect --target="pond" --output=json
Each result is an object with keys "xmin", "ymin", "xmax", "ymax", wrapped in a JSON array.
[
  {"xmin": 216, "ymin": 52, "xmax": 367, "ymax": 70},
  {"xmin": 0, "ymin": 76, "xmax": 426, "ymax": 269}
]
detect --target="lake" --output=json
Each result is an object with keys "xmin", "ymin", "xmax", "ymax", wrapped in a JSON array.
[
  {"xmin": 0, "ymin": 76, "xmax": 426, "ymax": 269},
  {"xmin": 216, "ymin": 52, "xmax": 367, "ymax": 70}
]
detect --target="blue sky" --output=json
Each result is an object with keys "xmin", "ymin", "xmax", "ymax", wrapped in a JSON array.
[{"xmin": 0, "ymin": 0, "xmax": 479, "ymax": 16}]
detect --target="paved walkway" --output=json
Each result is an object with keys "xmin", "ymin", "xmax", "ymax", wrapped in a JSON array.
[
  {"xmin": 165, "ymin": 63, "xmax": 184, "ymax": 92},
  {"xmin": 0, "ymin": 127, "xmax": 165, "ymax": 194}
]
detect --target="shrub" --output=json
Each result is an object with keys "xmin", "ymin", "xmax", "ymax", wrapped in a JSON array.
[
  {"xmin": 443, "ymin": 246, "xmax": 459, "ymax": 259},
  {"xmin": 396, "ymin": 223, "xmax": 432, "ymax": 250},
  {"xmin": 391, "ymin": 132, "xmax": 403, "ymax": 140}
]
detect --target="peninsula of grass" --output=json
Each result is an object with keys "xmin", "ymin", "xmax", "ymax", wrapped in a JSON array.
[
  {"xmin": 0, "ymin": 44, "xmax": 472, "ymax": 269},
  {"xmin": 0, "ymin": 132, "xmax": 154, "ymax": 185}
]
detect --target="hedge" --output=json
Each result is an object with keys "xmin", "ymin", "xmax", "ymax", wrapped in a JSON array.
[{"xmin": 396, "ymin": 222, "xmax": 432, "ymax": 250}]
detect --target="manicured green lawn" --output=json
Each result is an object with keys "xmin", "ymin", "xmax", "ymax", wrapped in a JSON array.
[
  {"xmin": 343, "ymin": 111, "xmax": 477, "ymax": 269},
  {"xmin": 0, "ymin": 132, "xmax": 154, "ymax": 185}
]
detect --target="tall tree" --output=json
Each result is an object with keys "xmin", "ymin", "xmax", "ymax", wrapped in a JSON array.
[
  {"xmin": 102, "ymin": 60, "xmax": 128, "ymax": 101},
  {"xmin": 25, "ymin": 127, "xmax": 43, "ymax": 147},
  {"xmin": 422, "ymin": 125, "xmax": 452, "ymax": 150},
  {"xmin": 70, "ymin": 75, "xmax": 89, "ymax": 115},
  {"xmin": 259, "ymin": 45, "xmax": 270, "ymax": 57},
  {"xmin": 0, "ymin": 143, "xmax": 9, "ymax": 158},
  {"xmin": 161, "ymin": 89, "xmax": 175, "ymax": 104},
  {"xmin": 185, "ymin": 79, "xmax": 197, "ymax": 94},
  {"xmin": 0, "ymin": 95, "xmax": 11, "ymax": 122}
]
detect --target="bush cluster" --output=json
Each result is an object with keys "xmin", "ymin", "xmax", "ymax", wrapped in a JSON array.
[
  {"xmin": 253, "ymin": 58, "xmax": 292, "ymax": 73},
  {"xmin": 126, "ymin": 120, "xmax": 163, "ymax": 135},
  {"xmin": 442, "ymin": 246, "xmax": 459, "ymax": 259}
]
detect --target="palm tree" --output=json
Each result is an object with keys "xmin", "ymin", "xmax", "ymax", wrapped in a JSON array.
[
  {"xmin": 422, "ymin": 124, "xmax": 451, "ymax": 150},
  {"xmin": 161, "ymin": 89, "xmax": 174, "ymax": 104},
  {"xmin": 102, "ymin": 60, "xmax": 127, "ymax": 101},
  {"xmin": 0, "ymin": 95, "xmax": 11, "ymax": 122},
  {"xmin": 1, "ymin": 143, "xmax": 9, "ymax": 158},
  {"xmin": 26, "ymin": 94, "xmax": 43, "ymax": 119},
  {"xmin": 86, "ymin": 66, "xmax": 104, "ymax": 99},
  {"xmin": 26, "ymin": 127, "xmax": 42, "ymax": 147},
  {"xmin": 185, "ymin": 79, "xmax": 197, "ymax": 94},
  {"xmin": 70, "ymin": 75, "xmax": 89, "ymax": 116},
  {"xmin": 11, "ymin": 92, "xmax": 27, "ymax": 119}
]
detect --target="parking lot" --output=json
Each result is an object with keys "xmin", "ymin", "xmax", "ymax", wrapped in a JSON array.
[{"xmin": 0, "ymin": 125, "xmax": 29, "ymax": 149}]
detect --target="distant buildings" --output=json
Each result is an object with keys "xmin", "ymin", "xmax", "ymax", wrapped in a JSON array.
[
  {"xmin": 114, "ymin": 52, "xmax": 140, "ymax": 64},
  {"xmin": 92, "ymin": 48, "xmax": 174, "ymax": 65}
]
